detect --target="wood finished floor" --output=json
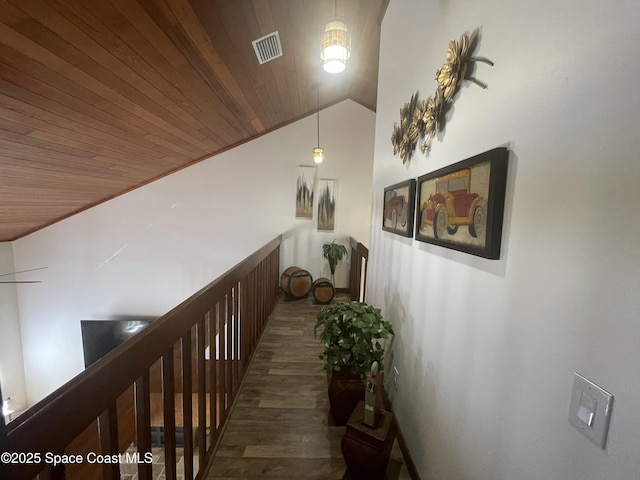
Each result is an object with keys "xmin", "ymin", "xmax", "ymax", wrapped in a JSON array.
[{"xmin": 206, "ymin": 295, "xmax": 409, "ymax": 480}]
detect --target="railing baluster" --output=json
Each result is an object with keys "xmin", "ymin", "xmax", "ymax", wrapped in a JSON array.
[
  {"xmin": 276, "ymin": 249, "xmax": 281, "ymax": 302},
  {"xmin": 226, "ymin": 290, "xmax": 233, "ymax": 398},
  {"xmin": 220, "ymin": 296, "xmax": 228, "ymax": 421},
  {"xmin": 134, "ymin": 372, "xmax": 152, "ymax": 480},
  {"xmin": 162, "ymin": 349, "xmax": 177, "ymax": 480},
  {"xmin": 247, "ymin": 271, "xmax": 252, "ymax": 353},
  {"xmin": 274, "ymin": 248, "xmax": 280, "ymax": 305},
  {"xmin": 181, "ymin": 331, "xmax": 194, "ymax": 480},
  {"xmin": 260, "ymin": 260, "xmax": 265, "ymax": 329},
  {"xmin": 233, "ymin": 284, "xmax": 240, "ymax": 392},
  {"xmin": 97, "ymin": 401, "xmax": 119, "ymax": 480},
  {"xmin": 258, "ymin": 265, "xmax": 262, "ymax": 340},
  {"xmin": 194, "ymin": 316, "xmax": 205, "ymax": 470},
  {"xmin": 239, "ymin": 278, "xmax": 248, "ymax": 376},
  {"xmin": 252, "ymin": 268, "xmax": 258, "ymax": 348},
  {"xmin": 257, "ymin": 262, "xmax": 262, "ymax": 332},
  {"xmin": 209, "ymin": 306, "xmax": 218, "ymax": 441},
  {"xmin": 269, "ymin": 251, "xmax": 275, "ymax": 309}
]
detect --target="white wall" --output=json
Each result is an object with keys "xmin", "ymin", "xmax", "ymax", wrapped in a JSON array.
[
  {"xmin": 369, "ymin": 1, "xmax": 640, "ymax": 479},
  {"xmin": 0, "ymin": 243, "xmax": 28, "ymax": 417},
  {"xmin": 12, "ymin": 100, "xmax": 374, "ymax": 405},
  {"xmin": 282, "ymin": 122, "xmax": 374, "ymax": 287}
]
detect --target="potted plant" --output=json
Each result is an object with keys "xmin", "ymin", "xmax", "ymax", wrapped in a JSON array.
[
  {"xmin": 322, "ymin": 240, "xmax": 348, "ymax": 285},
  {"xmin": 314, "ymin": 301, "xmax": 393, "ymax": 425}
]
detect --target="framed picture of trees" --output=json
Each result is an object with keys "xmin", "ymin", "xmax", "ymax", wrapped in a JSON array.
[
  {"xmin": 317, "ymin": 179, "xmax": 336, "ymax": 231},
  {"xmin": 295, "ymin": 166, "xmax": 316, "ymax": 219}
]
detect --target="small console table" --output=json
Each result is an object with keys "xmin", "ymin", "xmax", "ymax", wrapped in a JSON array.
[{"xmin": 341, "ymin": 401, "xmax": 396, "ymax": 480}]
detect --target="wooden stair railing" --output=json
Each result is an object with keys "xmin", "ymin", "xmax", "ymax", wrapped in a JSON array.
[
  {"xmin": 349, "ymin": 237, "xmax": 369, "ymax": 302},
  {"xmin": 2, "ymin": 235, "xmax": 281, "ymax": 480}
]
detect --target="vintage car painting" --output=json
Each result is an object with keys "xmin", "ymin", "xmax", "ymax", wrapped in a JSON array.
[
  {"xmin": 384, "ymin": 190, "xmax": 408, "ymax": 229},
  {"xmin": 420, "ymin": 168, "xmax": 486, "ymax": 239},
  {"xmin": 415, "ymin": 147, "xmax": 508, "ymax": 259},
  {"xmin": 382, "ymin": 179, "xmax": 416, "ymax": 237}
]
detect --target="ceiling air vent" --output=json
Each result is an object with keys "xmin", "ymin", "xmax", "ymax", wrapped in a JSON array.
[{"xmin": 252, "ymin": 31, "xmax": 283, "ymax": 65}]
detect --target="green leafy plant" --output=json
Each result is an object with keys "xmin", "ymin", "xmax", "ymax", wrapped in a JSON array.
[
  {"xmin": 314, "ymin": 301, "xmax": 394, "ymax": 379},
  {"xmin": 322, "ymin": 240, "xmax": 348, "ymax": 285}
]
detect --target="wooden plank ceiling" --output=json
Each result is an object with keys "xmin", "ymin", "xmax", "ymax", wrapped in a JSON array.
[{"xmin": 0, "ymin": 0, "xmax": 387, "ymax": 241}]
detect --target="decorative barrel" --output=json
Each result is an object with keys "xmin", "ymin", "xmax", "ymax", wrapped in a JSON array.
[
  {"xmin": 312, "ymin": 277, "xmax": 335, "ymax": 304},
  {"xmin": 280, "ymin": 266, "xmax": 313, "ymax": 299}
]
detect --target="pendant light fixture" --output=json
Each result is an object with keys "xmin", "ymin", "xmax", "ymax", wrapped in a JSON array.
[
  {"xmin": 312, "ymin": 85, "xmax": 324, "ymax": 164},
  {"xmin": 320, "ymin": 0, "xmax": 351, "ymax": 74}
]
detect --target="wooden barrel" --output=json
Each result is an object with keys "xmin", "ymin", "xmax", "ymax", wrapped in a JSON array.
[
  {"xmin": 280, "ymin": 266, "xmax": 313, "ymax": 299},
  {"xmin": 312, "ymin": 277, "xmax": 335, "ymax": 304}
]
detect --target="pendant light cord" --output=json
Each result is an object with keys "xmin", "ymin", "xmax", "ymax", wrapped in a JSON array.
[{"xmin": 316, "ymin": 86, "xmax": 320, "ymax": 148}]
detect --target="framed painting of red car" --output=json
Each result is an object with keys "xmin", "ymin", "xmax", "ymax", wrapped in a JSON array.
[
  {"xmin": 383, "ymin": 179, "xmax": 416, "ymax": 237},
  {"xmin": 415, "ymin": 147, "xmax": 508, "ymax": 259}
]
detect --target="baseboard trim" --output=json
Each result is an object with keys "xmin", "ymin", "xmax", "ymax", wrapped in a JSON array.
[
  {"xmin": 393, "ymin": 416, "xmax": 421, "ymax": 480},
  {"xmin": 382, "ymin": 386, "xmax": 421, "ymax": 480}
]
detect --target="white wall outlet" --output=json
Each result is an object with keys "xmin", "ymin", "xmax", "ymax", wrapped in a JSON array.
[{"xmin": 393, "ymin": 366, "xmax": 399, "ymax": 391}]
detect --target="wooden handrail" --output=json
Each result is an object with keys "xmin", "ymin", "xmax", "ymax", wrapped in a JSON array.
[
  {"xmin": 349, "ymin": 237, "xmax": 369, "ymax": 302},
  {"xmin": 4, "ymin": 235, "xmax": 281, "ymax": 480}
]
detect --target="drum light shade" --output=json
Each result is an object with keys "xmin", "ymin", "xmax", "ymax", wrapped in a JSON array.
[
  {"xmin": 320, "ymin": 19, "xmax": 351, "ymax": 74},
  {"xmin": 313, "ymin": 147, "xmax": 325, "ymax": 164}
]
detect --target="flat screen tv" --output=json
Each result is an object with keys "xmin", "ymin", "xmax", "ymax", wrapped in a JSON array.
[{"xmin": 81, "ymin": 320, "xmax": 152, "ymax": 368}]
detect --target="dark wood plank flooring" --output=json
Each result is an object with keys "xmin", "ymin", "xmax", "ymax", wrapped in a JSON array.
[{"xmin": 206, "ymin": 295, "xmax": 409, "ymax": 480}]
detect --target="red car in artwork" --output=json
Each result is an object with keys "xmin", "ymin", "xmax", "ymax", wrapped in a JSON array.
[
  {"xmin": 420, "ymin": 168, "xmax": 485, "ymax": 239},
  {"xmin": 384, "ymin": 190, "xmax": 408, "ymax": 228}
]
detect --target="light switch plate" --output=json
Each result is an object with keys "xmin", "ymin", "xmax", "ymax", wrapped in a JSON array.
[{"xmin": 568, "ymin": 373, "xmax": 613, "ymax": 449}]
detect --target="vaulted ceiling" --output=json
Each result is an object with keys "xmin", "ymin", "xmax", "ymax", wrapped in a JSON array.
[{"xmin": 0, "ymin": 0, "xmax": 388, "ymax": 241}]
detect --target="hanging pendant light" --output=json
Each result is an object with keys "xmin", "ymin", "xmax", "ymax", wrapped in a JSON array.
[
  {"xmin": 313, "ymin": 147, "xmax": 324, "ymax": 164},
  {"xmin": 312, "ymin": 85, "xmax": 324, "ymax": 164},
  {"xmin": 320, "ymin": 0, "xmax": 351, "ymax": 74}
]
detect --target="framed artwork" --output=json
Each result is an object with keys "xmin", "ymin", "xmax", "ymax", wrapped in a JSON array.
[
  {"xmin": 317, "ymin": 179, "xmax": 336, "ymax": 231},
  {"xmin": 295, "ymin": 166, "xmax": 316, "ymax": 219},
  {"xmin": 415, "ymin": 147, "xmax": 508, "ymax": 259},
  {"xmin": 382, "ymin": 179, "xmax": 416, "ymax": 237}
]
